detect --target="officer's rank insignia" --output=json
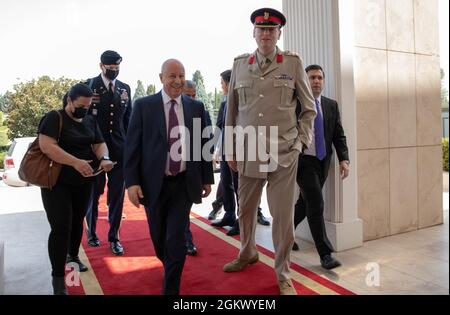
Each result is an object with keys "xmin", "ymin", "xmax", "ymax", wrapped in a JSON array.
[
  {"xmin": 92, "ymin": 109, "xmax": 98, "ymax": 116},
  {"xmin": 248, "ymin": 54, "xmax": 256, "ymax": 65},
  {"xmin": 264, "ymin": 12, "xmax": 270, "ymax": 20},
  {"xmin": 276, "ymin": 53, "xmax": 283, "ymax": 63}
]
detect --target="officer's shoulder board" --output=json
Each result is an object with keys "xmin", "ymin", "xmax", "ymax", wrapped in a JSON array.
[
  {"xmin": 283, "ymin": 50, "xmax": 300, "ymax": 58},
  {"xmin": 234, "ymin": 53, "xmax": 251, "ymax": 61}
]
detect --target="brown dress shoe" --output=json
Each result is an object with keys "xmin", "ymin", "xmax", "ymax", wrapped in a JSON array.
[
  {"xmin": 279, "ymin": 279, "xmax": 297, "ymax": 295},
  {"xmin": 223, "ymin": 255, "xmax": 259, "ymax": 272}
]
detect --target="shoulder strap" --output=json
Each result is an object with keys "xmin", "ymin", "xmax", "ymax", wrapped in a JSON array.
[
  {"xmin": 234, "ymin": 53, "xmax": 250, "ymax": 61},
  {"xmin": 88, "ymin": 78, "xmax": 95, "ymax": 90},
  {"xmin": 54, "ymin": 110, "xmax": 63, "ymax": 142}
]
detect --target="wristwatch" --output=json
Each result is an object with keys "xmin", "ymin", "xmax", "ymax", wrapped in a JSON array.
[{"xmin": 100, "ymin": 156, "xmax": 110, "ymax": 161}]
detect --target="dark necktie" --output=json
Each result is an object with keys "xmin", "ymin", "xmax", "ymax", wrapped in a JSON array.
[
  {"xmin": 168, "ymin": 100, "xmax": 181, "ymax": 176},
  {"xmin": 108, "ymin": 82, "xmax": 114, "ymax": 95},
  {"xmin": 314, "ymin": 99, "xmax": 326, "ymax": 161},
  {"xmin": 260, "ymin": 57, "xmax": 271, "ymax": 70}
]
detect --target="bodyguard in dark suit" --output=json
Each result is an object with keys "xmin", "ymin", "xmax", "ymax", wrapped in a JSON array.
[
  {"xmin": 125, "ymin": 59, "xmax": 214, "ymax": 295},
  {"xmin": 293, "ymin": 65, "xmax": 350, "ymax": 270},
  {"xmin": 85, "ymin": 50, "xmax": 132, "ymax": 256},
  {"xmin": 211, "ymin": 70, "xmax": 239, "ymax": 233}
]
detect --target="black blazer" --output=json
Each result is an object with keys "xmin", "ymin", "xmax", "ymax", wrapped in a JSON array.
[
  {"xmin": 216, "ymin": 100, "xmax": 226, "ymax": 130},
  {"xmin": 320, "ymin": 96, "xmax": 349, "ymax": 175},
  {"xmin": 297, "ymin": 96, "xmax": 349, "ymax": 176},
  {"xmin": 124, "ymin": 92, "xmax": 214, "ymax": 210}
]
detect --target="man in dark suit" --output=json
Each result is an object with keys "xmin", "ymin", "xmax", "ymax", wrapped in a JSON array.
[
  {"xmin": 85, "ymin": 50, "xmax": 132, "ymax": 256},
  {"xmin": 211, "ymin": 70, "xmax": 239, "ymax": 235},
  {"xmin": 293, "ymin": 65, "xmax": 350, "ymax": 270},
  {"xmin": 124, "ymin": 59, "xmax": 214, "ymax": 295}
]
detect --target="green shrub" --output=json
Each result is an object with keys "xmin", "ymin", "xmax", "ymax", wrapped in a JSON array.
[
  {"xmin": 0, "ymin": 150, "xmax": 6, "ymax": 169},
  {"xmin": 443, "ymin": 138, "xmax": 449, "ymax": 172},
  {"xmin": 0, "ymin": 125, "xmax": 9, "ymax": 147}
]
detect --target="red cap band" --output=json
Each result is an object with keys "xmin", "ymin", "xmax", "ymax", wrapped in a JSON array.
[{"xmin": 254, "ymin": 16, "xmax": 282, "ymax": 25}]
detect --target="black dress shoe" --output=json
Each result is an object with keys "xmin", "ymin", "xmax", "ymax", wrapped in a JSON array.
[
  {"xmin": 211, "ymin": 216, "xmax": 236, "ymax": 227},
  {"xmin": 110, "ymin": 241, "xmax": 124, "ymax": 256},
  {"xmin": 257, "ymin": 210, "xmax": 270, "ymax": 226},
  {"xmin": 66, "ymin": 255, "xmax": 88, "ymax": 272},
  {"xmin": 186, "ymin": 243, "xmax": 198, "ymax": 256},
  {"xmin": 292, "ymin": 242, "xmax": 299, "ymax": 251},
  {"xmin": 320, "ymin": 254, "xmax": 341, "ymax": 270},
  {"xmin": 208, "ymin": 203, "xmax": 223, "ymax": 220},
  {"xmin": 227, "ymin": 222, "xmax": 240, "ymax": 236},
  {"xmin": 87, "ymin": 237, "xmax": 100, "ymax": 247},
  {"xmin": 52, "ymin": 276, "xmax": 68, "ymax": 295}
]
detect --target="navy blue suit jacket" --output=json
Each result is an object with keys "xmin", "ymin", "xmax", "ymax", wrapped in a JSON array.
[
  {"xmin": 87, "ymin": 75, "xmax": 132, "ymax": 165},
  {"xmin": 124, "ymin": 92, "xmax": 214, "ymax": 209}
]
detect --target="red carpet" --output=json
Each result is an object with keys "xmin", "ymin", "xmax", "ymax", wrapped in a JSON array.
[{"xmin": 68, "ymin": 193, "xmax": 355, "ymax": 295}]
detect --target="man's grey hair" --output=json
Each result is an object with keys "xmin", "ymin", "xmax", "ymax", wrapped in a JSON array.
[{"xmin": 185, "ymin": 80, "xmax": 197, "ymax": 89}]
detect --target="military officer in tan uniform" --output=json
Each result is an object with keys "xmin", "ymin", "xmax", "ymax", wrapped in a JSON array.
[{"xmin": 223, "ymin": 8, "xmax": 316, "ymax": 295}]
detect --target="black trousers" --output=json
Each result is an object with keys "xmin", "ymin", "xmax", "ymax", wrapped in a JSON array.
[
  {"xmin": 41, "ymin": 182, "xmax": 92, "ymax": 277},
  {"xmin": 145, "ymin": 173, "xmax": 192, "ymax": 295},
  {"xmin": 86, "ymin": 166, "xmax": 125, "ymax": 242},
  {"xmin": 215, "ymin": 180, "xmax": 224, "ymax": 204},
  {"xmin": 220, "ymin": 159, "xmax": 239, "ymax": 220},
  {"xmin": 294, "ymin": 155, "xmax": 334, "ymax": 258}
]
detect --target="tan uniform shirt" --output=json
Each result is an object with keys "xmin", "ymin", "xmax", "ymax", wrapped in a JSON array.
[{"xmin": 225, "ymin": 47, "xmax": 316, "ymax": 178}]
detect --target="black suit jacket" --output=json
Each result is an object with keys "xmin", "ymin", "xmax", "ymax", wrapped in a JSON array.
[
  {"xmin": 216, "ymin": 100, "xmax": 226, "ymax": 130},
  {"xmin": 124, "ymin": 92, "xmax": 214, "ymax": 209},
  {"xmin": 297, "ymin": 96, "xmax": 349, "ymax": 177},
  {"xmin": 319, "ymin": 96, "xmax": 349, "ymax": 176}
]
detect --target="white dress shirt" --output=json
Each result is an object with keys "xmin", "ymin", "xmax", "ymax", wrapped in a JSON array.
[{"xmin": 101, "ymin": 73, "xmax": 116, "ymax": 92}]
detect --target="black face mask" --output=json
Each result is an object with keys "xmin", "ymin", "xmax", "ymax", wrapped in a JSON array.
[
  {"xmin": 105, "ymin": 69, "xmax": 119, "ymax": 81},
  {"xmin": 73, "ymin": 107, "xmax": 88, "ymax": 119}
]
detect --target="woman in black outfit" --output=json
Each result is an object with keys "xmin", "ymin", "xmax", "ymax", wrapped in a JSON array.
[{"xmin": 38, "ymin": 83, "xmax": 114, "ymax": 295}]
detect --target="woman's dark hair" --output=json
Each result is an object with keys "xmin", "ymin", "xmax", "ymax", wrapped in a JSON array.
[
  {"xmin": 63, "ymin": 83, "xmax": 93, "ymax": 108},
  {"xmin": 220, "ymin": 70, "xmax": 232, "ymax": 84}
]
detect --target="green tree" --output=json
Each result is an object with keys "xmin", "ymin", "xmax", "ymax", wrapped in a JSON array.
[
  {"xmin": 6, "ymin": 76, "xmax": 77, "ymax": 139},
  {"xmin": 146, "ymin": 84, "xmax": 156, "ymax": 96},
  {"xmin": 0, "ymin": 92, "xmax": 11, "ymax": 112},
  {"xmin": 441, "ymin": 69, "xmax": 449, "ymax": 109},
  {"xmin": 192, "ymin": 70, "xmax": 213, "ymax": 112},
  {"xmin": 133, "ymin": 80, "xmax": 146, "ymax": 101},
  {"xmin": 0, "ymin": 111, "xmax": 8, "ymax": 146},
  {"xmin": 208, "ymin": 88, "xmax": 224, "ymax": 125}
]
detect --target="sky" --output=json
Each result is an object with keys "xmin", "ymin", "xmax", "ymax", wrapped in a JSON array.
[
  {"xmin": 0, "ymin": 0, "xmax": 282, "ymax": 95},
  {"xmin": 0, "ymin": 0, "xmax": 448, "ymax": 95}
]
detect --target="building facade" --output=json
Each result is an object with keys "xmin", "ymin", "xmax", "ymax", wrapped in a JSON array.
[{"xmin": 283, "ymin": 0, "xmax": 443, "ymax": 249}]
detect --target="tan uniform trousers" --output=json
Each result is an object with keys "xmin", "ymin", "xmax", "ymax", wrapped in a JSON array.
[{"xmin": 237, "ymin": 158, "xmax": 298, "ymax": 281}]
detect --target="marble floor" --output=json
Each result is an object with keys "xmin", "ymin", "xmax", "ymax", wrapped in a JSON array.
[{"xmin": 191, "ymin": 173, "xmax": 449, "ymax": 295}]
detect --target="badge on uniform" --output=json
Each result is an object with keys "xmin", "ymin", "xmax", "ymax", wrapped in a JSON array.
[
  {"xmin": 120, "ymin": 89, "xmax": 129, "ymax": 103},
  {"xmin": 92, "ymin": 109, "xmax": 98, "ymax": 116},
  {"xmin": 275, "ymin": 74, "xmax": 293, "ymax": 80},
  {"xmin": 99, "ymin": 86, "xmax": 108, "ymax": 95}
]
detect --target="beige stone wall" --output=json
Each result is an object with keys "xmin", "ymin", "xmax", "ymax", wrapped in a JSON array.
[{"xmin": 354, "ymin": 0, "xmax": 443, "ymax": 241}]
